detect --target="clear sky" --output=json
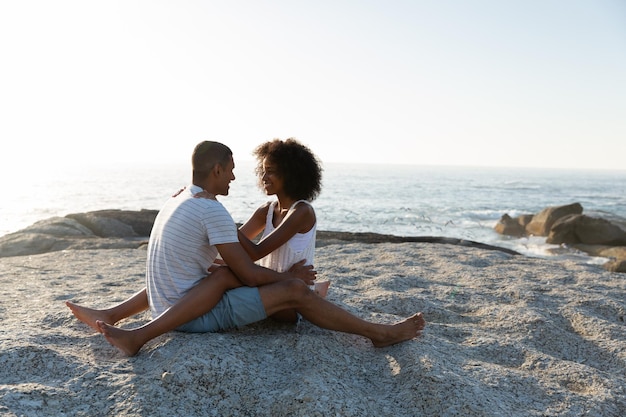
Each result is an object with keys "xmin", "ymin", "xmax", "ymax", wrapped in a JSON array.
[{"xmin": 1, "ymin": 0, "xmax": 625, "ymax": 171}]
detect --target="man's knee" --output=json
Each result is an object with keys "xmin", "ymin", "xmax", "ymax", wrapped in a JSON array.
[
  {"xmin": 282, "ymin": 279, "xmax": 313, "ymax": 299},
  {"xmin": 259, "ymin": 279, "xmax": 314, "ymax": 315}
]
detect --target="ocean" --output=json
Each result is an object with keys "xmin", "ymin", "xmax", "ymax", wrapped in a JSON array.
[{"xmin": 2, "ymin": 161, "xmax": 625, "ymax": 263}]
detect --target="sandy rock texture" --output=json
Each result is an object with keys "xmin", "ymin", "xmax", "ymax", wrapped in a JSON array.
[{"xmin": 1, "ymin": 241, "xmax": 625, "ymax": 416}]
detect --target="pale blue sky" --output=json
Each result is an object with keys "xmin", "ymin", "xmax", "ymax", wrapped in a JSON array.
[{"xmin": 1, "ymin": 0, "xmax": 625, "ymax": 172}]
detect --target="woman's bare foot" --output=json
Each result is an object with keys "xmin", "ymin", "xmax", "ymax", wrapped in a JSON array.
[
  {"xmin": 371, "ymin": 312, "xmax": 426, "ymax": 348},
  {"xmin": 66, "ymin": 301, "xmax": 115, "ymax": 332},
  {"xmin": 96, "ymin": 321, "xmax": 144, "ymax": 357},
  {"xmin": 314, "ymin": 281, "xmax": 331, "ymax": 298}
]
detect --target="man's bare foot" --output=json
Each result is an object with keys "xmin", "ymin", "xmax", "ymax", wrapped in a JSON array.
[
  {"xmin": 314, "ymin": 281, "xmax": 331, "ymax": 298},
  {"xmin": 96, "ymin": 321, "xmax": 144, "ymax": 357},
  {"xmin": 371, "ymin": 312, "xmax": 426, "ymax": 348},
  {"xmin": 66, "ymin": 301, "xmax": 115, "ymax": 332}
]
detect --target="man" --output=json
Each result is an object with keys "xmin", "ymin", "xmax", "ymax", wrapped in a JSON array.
[{"xmin": 92, "ymin": 141, "xmax": 425, "ymax": 356}]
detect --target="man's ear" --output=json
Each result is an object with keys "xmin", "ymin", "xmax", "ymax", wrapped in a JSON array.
[{"xmin": 212, "ymin": 163, "xmax": 221, "ymax": 176}]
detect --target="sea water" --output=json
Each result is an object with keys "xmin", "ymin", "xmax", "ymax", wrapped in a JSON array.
[{"xmin": 1, "ymin": 161, "xmax": 625, "ymax": 262}]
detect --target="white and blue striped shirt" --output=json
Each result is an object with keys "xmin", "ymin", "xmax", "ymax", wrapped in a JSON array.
[{"xmin": 146, "ymin": 184, "xmax": 238, "ymax": 317}]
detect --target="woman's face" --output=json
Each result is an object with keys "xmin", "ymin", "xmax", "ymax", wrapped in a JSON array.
[{"xmin": 260, "ymin": 157, "xmax": 284, "ymax": 196}]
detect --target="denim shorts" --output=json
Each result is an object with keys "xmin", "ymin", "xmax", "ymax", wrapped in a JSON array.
[{"xmin": 176, "ymin": 286, "xmax": 267, "ymax": 333}]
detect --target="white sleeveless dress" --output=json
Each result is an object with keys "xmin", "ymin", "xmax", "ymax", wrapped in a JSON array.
[{"xmin": 257, "ymin": 200, "xmax": 316, "ymax": 272}]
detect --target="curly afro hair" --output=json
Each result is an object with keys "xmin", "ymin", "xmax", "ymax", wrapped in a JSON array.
[{"xmin": 253, "ymin": 138, "xmax": 323, "ymax": 201}]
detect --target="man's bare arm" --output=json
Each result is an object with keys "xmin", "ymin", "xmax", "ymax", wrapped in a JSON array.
[{"xmin": 217, "ymin": 242, "xmax": 316, "ymax": 287}]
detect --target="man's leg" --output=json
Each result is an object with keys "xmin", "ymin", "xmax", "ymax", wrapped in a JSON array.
[
  {"xmin": 258, "ymin": 279, "xmax": 425, "ymax": 347},
  {"xmin": 269, "ymin": 281, "xmax": 332, "ymax": 323},
  {"xmin": 66, "ymin": 289, "xmax": 149, "ymax": 332},
  {"xmin": 97, "ymin": 267, "xmax": 242, "ymax": 356}
]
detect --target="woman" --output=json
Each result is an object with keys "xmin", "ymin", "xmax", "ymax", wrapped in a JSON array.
[{"xmin": 235, "ymin": 138, "xmax": 329, "ymax": 321}]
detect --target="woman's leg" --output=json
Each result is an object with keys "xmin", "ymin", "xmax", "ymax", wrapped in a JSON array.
[
  {"xmin": 97, "ymin": 267, "xmax": 242, "ymax": 356},
  {"xmin": 66, "ymin": 289, "xmax": 149, "ymax": 332}
]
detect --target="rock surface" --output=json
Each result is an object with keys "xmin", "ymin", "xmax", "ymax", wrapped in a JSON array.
[
  {"xmin": 1, "ymin": 210, "xmax": 520, "ymax": 258},
  {"xmin": 495, "ymin": 203, "xmax": 626, "ymax": 273},
  {"xmin": 1, "ymin": 242, "xmax": 625, "ymax": 416},
  {"xmin": 548, "ymin": 214, "xmax": 626, "ymax": 246},
  {"xmin": 525, "ymin": 203, "xmax": 583, "ymax": 237}
]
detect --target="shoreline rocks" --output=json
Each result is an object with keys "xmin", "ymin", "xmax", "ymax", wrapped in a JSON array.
[
  {"xmin": 0, "ymin": 210, "xmax": 520, "ymax": 259},
  {"xmin": 495, "ymin": 203, "xmax": 626, "ymax": 273},
  {"xmin": 3, "ymin": 206, "xmax": 625, "ymax": 272},
  {"xmin": 0, "ymin": 210, "xmax": 156, "ymax": 258}
]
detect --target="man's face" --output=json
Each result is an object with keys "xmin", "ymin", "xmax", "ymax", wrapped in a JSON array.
[{"xmin": 218, "ymin": 156, "xmax": 236, "ymax": 196}]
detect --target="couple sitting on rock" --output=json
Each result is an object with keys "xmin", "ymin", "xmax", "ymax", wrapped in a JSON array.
[{"xmin": 67, "ymin": 139, "xmax": 425, "ymax": 356}]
